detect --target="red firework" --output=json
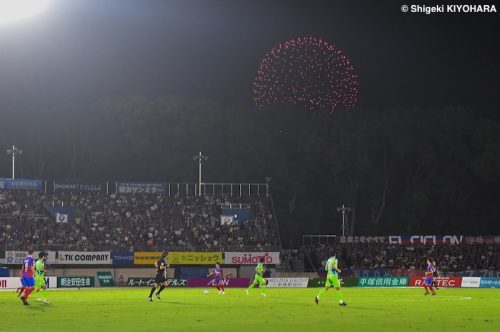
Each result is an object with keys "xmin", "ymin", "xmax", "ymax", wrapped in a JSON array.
[{"xmin": 253, "ymin": 37, "xmax": 359, "ymax": 112}]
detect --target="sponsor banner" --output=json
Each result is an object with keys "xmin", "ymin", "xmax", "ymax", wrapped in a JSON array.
[
  {"xmin": 97, "ymin": 272, "xmax": 114, "ymax": 287},
  {"xmin": 4, "ymin": 251, "xmax": 57, "ymax": 264},
  {"xmin": 0, "ymin": 277, "xmax": 57, "ymax": 289},
  {"xmin": 57, "ymin": 251, "xmax": 111, "ymax": 264},
  {"xmin": 461, "ymin": 277, "xmax": 481, "ymax": 288},
  {"xmin": 117, "ymin": 182, "xmax": 166, "ymax": 194},
  {"xmin": 57, "ymin": 276, "xmax": 95, "ymax": 288},
  {"xmin": 409, "ymin": 277, "xmax": 462, "ymax": 288},
  {"xmin": 479, "ymin": 277, "xmax": 500, "ymax": 288},
  {"xmin": 339, "ymin": 235, "xmax": 463, "ymax": 245},
  {"xmin": 464, "ymin": 236, "xmax": 500, "ymax": 245},
  {"xmin": 308, "ymin": 277, "xmax": 358, "ymax": 288},
  {"xmin": 112, "ymin": 252, "xmax": 134, "ymax": 265},
  {"xmin": 339, "ymin": 236, "xmax": 387, "ymax": 244},
  {"xmin": 0, "ymin": 178, "xmax": 43, "ymax": 190},
  {"xmin": 267, "ymin": 278, "xmax": 309, "ymax": 288},
  {"xmin": 134, "ymin": 252, "xmax": 163, "ymax": 265},
  {"xmin": 224, "ymin": 252, "xmax": 281, "ymax": 265},
  {"xmin": 358, "ymin": 277, "xmax": 409, "ymax": 287},
  {"xmin": 388, "ymin": 235, "xmax": 463, "ymax": 245},
  {"xmin": 127, "ymin": 278, "xmax": 188, "ymax": 287},
  {"xmin": 187, "ymin": 278, "xmax": 250, "ymax": 288},
  {"xmin": 54, "ymin": 180, "xmax": 104, "ymax": 192},
  {"xmin": 169, "ymin": 252, "xmax": 222, "ymax": 265}
]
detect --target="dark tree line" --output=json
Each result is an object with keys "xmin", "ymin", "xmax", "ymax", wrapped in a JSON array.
[{"xmin": 1, "ymin": 96, "xmax": 499, "ymax": 246}]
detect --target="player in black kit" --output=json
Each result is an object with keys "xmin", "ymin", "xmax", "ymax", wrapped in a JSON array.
[
  {"xmin": 431, "ymin": 259, "xmax": 439, "ymax": 290},
  {"xmin": 148, "ymin": 251, "xmax": 169, "ymax": 302}
]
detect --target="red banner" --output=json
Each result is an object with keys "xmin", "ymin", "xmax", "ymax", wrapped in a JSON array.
[{"xmin": 409, "ymin": 276, "xmax": 462, "ymax": 288}]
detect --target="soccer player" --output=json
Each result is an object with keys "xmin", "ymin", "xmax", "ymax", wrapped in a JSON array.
[
  {"xmin": 424, "ymin": 259, "xmax": 436, "ymax": 296},
  {"xmin": 148, "ymin": 251, "xmax": 169, "ymax": 302},
  {"xmin": 431, "ymin": 260, "xmax": 439, "ymax": 290},
  {"xmin": 207, "ymin": 262, "xmax": 225, "ymax": 294},
  {"xmin": 315, "ymin": 254, "xmax": 347, "ymax": 306},
  {"xmin": 19, "ymin": 250, "xmax": 35, "ymax": 305},
  {"xmin": 245, "ymin": 257, "xmax": 267, "ymax": 296},
  {"xmin": 34, "ymin": 251, "xmax": 50, "ymax": 304}
]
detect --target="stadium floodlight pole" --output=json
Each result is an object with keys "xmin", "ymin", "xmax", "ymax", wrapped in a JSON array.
[
  {"xmin": 193, "ymin": 151, "xmax": 208, "ymax": 196},
  {"xmin": 336, "ymin": 204, "xmax": 351, "ymax": 237},
  {"xmin": 5, "ymin": 145, "xmax": 23, "ymax": 179}
]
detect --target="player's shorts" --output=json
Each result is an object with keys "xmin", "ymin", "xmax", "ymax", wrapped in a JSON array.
[
  {"xmin": 35, "ymin": 276, "xmax": 46, "ymax": 289},
  {"xmin": 432, "ymin": 272, "xmax": 438, "ymax": 278},
  {"xmin": 325, "ymin": 274, "xmax": 340, "ymax": 288},
  {"xmin": 21, "ymin": 276, "xmax": 35, "ymax": 287},
  {"xmin": 425, "ymin": 277, "xmax": 433, "ymax": 286},
  {"xmin": 253, "ymin": 274, "xmax": 266, "ymax": 286},
  {"xmin": 214, "ymin": 278, "xmax": 222, "ymax": 285},
  {"xmin": 155, "ymin": 272, "xmax": 167, "ymax": 284}
]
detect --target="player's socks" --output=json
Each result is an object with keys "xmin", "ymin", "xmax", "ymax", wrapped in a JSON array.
[
  {"xmin": 157, "ymin": 285, "xmax": 165, "ymax": 295},
  {"xmin": 149, "ymin": 286, "xmax": 156, "ymax": 298},
  {"xmin": 220, "ymin": 285, "xmax": 224, "ymax": 292},
  {"xmin": 24, "ymin": 288, "xmax": 34, "ymax": 300},
  {"xmin": 316, "ymin": 288, "xmax": 326, "ymax": 299},
  {"xmin": 336, "ymin": 290, "xmax": 343, "ymax": 303},
  {"xmin": 315, "ymin": 296, "xmax": 319, "ymax": 304}
]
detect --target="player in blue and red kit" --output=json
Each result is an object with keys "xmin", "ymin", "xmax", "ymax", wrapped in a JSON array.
[
  {"xmin": 19, "ymin": 250, "xmax": 35, "ymax": 305},
  {"xmin": 207, "ymin": 262, "xmax": 225, "ymax": 294},
  {"xmin": 423, "ymin": 259, "xmax": 436, "ymax": 296}
]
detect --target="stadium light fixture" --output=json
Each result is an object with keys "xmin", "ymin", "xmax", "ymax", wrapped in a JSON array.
[
  {"xmin": 5, "ymin": 145, "xmax": 23, "ymax": 179},
  {"xmin": 336, "ymin": 204, "xmax": 351, "ymax": 237},
  {"xmin": 193, "ymin": 152, "xmax": 208, "ymax": 196},
  {"xmin": 0, "ymin": 0, "xmax": 53, "ymax": 25}
]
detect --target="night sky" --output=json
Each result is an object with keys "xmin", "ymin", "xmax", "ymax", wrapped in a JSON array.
[
  {"xmin": 1, "ymin": 0, "xmax": 498, "ymax": 111},
  {"xmin": 1, "ymin": 1, "xmax": 500, "ymax": 239}
]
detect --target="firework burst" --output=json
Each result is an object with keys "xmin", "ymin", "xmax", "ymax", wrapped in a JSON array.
[{"xmin": 253, "ymin": 37, "xmax": 359, "ymax": 112}]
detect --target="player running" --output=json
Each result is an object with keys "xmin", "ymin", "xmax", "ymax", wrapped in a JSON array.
[
  {"xmin": 245, "ymin": 257, "xmax": 267, "ymax": 296},
  {"xmin": 148, "ymin": 251, "xmax": 169, "ymax": 302},
  {"xmin": 315, "ymin": 254, "xmax": 347, "ymax": 306},
  {"xmin": 424, "ymin": 259, "xmax": 436, "ymax": 296},
  {"xmin": 33, "ymin": 251, "xmax": 50, "ymax": 304},
  {"xmin": 207, "ymin": 262, "xmax": 225, "ymax": 294},
  {"xmin": 431, "ymin": 260, "xmax": 439, "ymax": 290},
  {"xmin": 19, "ymin": 250, "xmax": 35, "ymax": 305}
]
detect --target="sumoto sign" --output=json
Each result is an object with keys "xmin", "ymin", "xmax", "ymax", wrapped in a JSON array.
[{"xmin": 223, "ymin": 252, "xmax": 280, "ymax": 265}]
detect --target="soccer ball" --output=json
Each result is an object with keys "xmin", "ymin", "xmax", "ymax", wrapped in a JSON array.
[{"xmin": 203, "ymin": 289, "xmax": 209, "ymax": 295}]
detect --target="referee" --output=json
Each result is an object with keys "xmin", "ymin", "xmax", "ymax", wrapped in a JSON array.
[{"xmin": 148, "ymin": 251, "xmax": 169, "ymax": 302}]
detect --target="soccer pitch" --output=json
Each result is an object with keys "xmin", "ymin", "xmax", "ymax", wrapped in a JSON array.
[{"xmin": 1, "ymin": 288, "xmax": 499, "ymax": 332}]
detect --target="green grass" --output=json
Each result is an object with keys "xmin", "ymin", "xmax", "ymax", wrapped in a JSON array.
[{"xmin": 1, "ymin": 288, "xmax": 499, "ymax": 332}]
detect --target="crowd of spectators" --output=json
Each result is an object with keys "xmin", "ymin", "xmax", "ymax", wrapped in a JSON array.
[
  {"xmin": 305, "ymin": 242, "xmax": 500, "ymax": 272},
  {"xmin": 0, "ymin": 190, "xmax": 280, "ymax": 252}
]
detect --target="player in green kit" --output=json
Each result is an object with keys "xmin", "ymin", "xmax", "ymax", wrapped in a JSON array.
[
  {"xmin": 34, "ymin": 251, "xmax": 50, "ymax": 304},
  {"xmin": 245, "ymin": 257, "xmax": 267, "ymax": 296},
  {"xmin": 315, "ymin": 254, "xmax": 346, "ymax": 306}
]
